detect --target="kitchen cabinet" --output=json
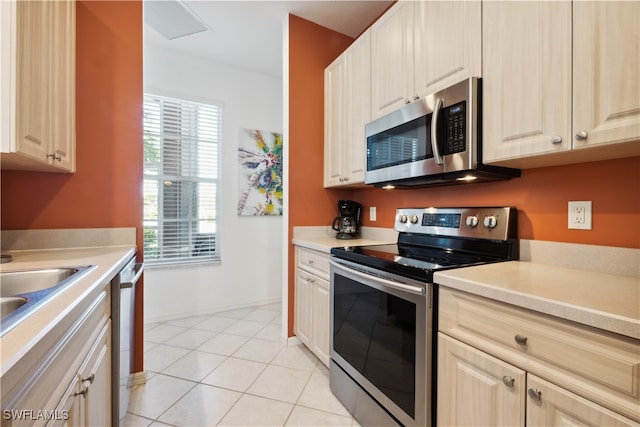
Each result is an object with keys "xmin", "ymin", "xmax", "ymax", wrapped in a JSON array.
[
  {"xmin": 324, "ymin": 30, "xmax": 370, "ymax": 188},
  {"xmin": 370, "ymin": 0, "xmax": 481, "ymax": 119},
  {"xmin": 1, "ymin": 286, "xmax": 111, "ymax": 427},
  {"xmin": 0, "ymin": 0, "xmax": 76, "ymax": 173},
  {"xmin": 438, "ymin": 287, "xmax": 640, "ymax": 426},
  {"xmin": 482, "ymin": 0, "xmax": 640, "ymax": 168},
  {"xmin": 294, "ymin": 246, "xmax": 330, "ymax": 366},
  {"xmin": 414, "ymin": 1, "xmax": 481, "ymax": 96}
]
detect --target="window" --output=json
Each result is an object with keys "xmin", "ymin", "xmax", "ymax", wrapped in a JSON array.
[{"xmin": 143, "ymin": 93, "xmax": 221, "ymax": 265}]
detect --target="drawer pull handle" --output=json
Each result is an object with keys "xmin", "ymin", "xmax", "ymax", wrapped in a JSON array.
[
  {"xmin": 74, "ymin": 386, "xmax": 89, "ymax": 398},
  {"xmin": 514, "ymin": 334, "xmax": 528, "ymax": 345},
  {"xmin": 308, "ymin": 260, "xmax": 314, "ymax": 264},
  {"xmin": 528, "ymin": 388, "xmax": 542, "ymax": 401},
  {"xmin": 82, "ymin": 374, "xmax": 95, "ymax": 384},
  {"xmin": 502, "ymin": 376, "xmax": 515, "ymax": 387}
]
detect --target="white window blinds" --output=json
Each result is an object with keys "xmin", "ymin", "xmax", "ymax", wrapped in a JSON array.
[{"xmin": 143, "ymin": 94, "xmax": 221, "ymax": 265}]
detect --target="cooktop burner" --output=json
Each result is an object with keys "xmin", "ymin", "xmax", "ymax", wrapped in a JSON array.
[{"xmin": 331, "ymin": 207, "xmax": 518, "ymax": 282}]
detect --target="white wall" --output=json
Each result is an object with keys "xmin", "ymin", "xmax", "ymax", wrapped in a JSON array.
[{"xmin": 143, "ymin": 44, "xmax": 283, "ymax": 323}]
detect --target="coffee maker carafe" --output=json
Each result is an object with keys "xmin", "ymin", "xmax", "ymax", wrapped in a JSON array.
[{"xmin": 332, "ymin": 200, "xmax": 361, "ymax": 239}]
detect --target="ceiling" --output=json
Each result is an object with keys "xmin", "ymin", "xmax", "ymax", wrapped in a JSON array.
[{"xmin": 143, "ymin": 0, "xmax": 393, "ymax": 79}]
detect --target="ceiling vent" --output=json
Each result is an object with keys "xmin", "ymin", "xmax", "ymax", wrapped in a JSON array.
[{"xmin": 144, "ymin": 0, "xmax": 211, "ymax": 40}]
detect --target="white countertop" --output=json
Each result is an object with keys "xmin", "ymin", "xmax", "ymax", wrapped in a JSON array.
[
  {"xmin": 434, "ymin": 261, "xmax": 640, "ymax": 340},
  {"xmin": 0, "ymin": 245, "xmax": 136, "ymax": 375},
  {"xmin": 292, "ymin": 226, "xmax": 397, "ymax": 253}
]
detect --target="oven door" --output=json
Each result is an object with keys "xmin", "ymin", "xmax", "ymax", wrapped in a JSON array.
[{"xmin": 329, "ymin": 258, "xmax": 432, "ymax": 427}]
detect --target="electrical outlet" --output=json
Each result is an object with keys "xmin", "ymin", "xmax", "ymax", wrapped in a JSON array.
[
  {"xmin": 370, "ymin": 206, "xmax": 377, "ymax": 221},
  {"xmin": 568, "ymin": 201, "xmax": 592, "ymax": 230}
]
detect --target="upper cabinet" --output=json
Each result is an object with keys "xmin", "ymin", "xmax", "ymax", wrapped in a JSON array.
[
  {"xmin": 483, "ymin": 0, "xmax": 640, "ymax": 168},
  {"xmin": 1, "ymin": 0, "xmax": 76, "ymax": 173},
  {"xmin": 414, "ymin": 1, "xmax": 481, "ymax": 97},
  {"xmin": 370, "ymin": 0, "xmax": 481, "ymax": 119},
  {"xmin": 324, "ymin": 30, "xmax": 371, "ymax": 188}
]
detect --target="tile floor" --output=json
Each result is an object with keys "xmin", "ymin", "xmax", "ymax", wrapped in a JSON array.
[{"xmin": 124, "ymin": 303, "xmax": 360, "ymax": 427}]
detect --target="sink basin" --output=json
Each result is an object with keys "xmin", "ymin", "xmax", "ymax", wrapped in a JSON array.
[
  {"xmin": 0, "ymin": 297, "xmax": 28, "ymax": 318},
  {"xmin": 0, "ymin": 265, "xmax": 94, "ymax": 335},
  {"xmin": 1, "ymin": 267, "xmax": 79, "ymax": 297}
]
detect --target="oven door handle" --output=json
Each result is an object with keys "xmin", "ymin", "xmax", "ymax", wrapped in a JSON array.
[{"xmin": 330, "ymin": 259, "xmax": 426, "ymax": 297}]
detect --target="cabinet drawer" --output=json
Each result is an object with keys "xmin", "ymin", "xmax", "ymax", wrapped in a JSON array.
[
  {"xmin": 296, "ymin": 247, "xmax": 330, "ymax": 280},
  {"xmin": 439, "ymin": 287, "xmax": 640, "ymax": 422}
]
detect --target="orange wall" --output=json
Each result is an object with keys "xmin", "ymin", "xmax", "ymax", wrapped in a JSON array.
[
  {"xmin": 287, "ymin": 15, "xmax": 353, "ymax": 336},
  {"xmin": 1, "ymin": 1, "xmax": 145, "ymax": 370},
  {"xmin": 357, "ymin": 157, "xmax": 640, "ymax": 249}
]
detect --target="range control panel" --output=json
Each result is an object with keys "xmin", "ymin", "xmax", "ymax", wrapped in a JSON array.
[{"xmin": 394, "ymin": 207, "xmax": 516, "ymax": 240}]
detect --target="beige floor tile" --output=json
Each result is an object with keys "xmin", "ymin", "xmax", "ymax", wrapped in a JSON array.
[
  {"xmin": 223, "ymin": 319, "xmax": 268, "ymax": 337},
  {"xmin": 218, "ymin": 394, "xmax": 293, "ymax": 426},
  {"xmin": 232, "ymin": 337, "xmax": 284, "ymax": 363},
  {"xmin": 285, "ymin": 406, "xmax": 354, "ymax": 427},
  {"xmin": 216, "ymin": 307, "xmax": 255, "ymax": 319},
  {"xmin": 163, "ymin": 328, "xmax": 217, "ymax": 349},
  {"xmin": 243, "ymin": 308, "xmax": 281, "ymax": 323},
  {"xmin": 198, "ymin": 333, "xmax": 248, "ymax": 356},
  {"xmin": 162, "ymin": 350, "xmax": 227, "ymax": 382},
  {"xmin": 127, "ymin": 374, "xmax": 195, "ymax": 420},
  {"xmin": 164, "ymin": 314, "xmax": 211, "ymax": 328},
  {"xmin": 247, "ymin": 364, "xmax": 312, "ymax": 404},
  {"xmin": 271, "ymin": 344, "xmax": 318, "ymax": 372},
  {"xmin": 192, "ymin": 315, "xmax": 237, "ymax": 332},
  {"xmin": 201, "ymin": 357, "xmax": 267, "ymax": 392},
  {"xmin": 144, "ymin": 344, "xmax": 191, "ymax": 373},
  {"xmin": 157, "ymin": 383, "xmax": 241, "ymax": 426},
  {"xmin": 144, "ymin": 324, "xmax": 187, "ymax": 344},
  {"xmin": 297, "ymin": 370, "xmax": 352, "ymax": 417},
  {"xmin": 253, "ymin": 323, "xmax": 283, "ymax": 342},
  {"xmin": 122, "ymin": 412, "xmax": 153, "ymax": 427}
]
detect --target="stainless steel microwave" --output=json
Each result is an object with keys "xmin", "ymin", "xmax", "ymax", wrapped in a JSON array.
[{"xmin": 365, "ymin": 78, "xmax": 520, "ymax": 188}]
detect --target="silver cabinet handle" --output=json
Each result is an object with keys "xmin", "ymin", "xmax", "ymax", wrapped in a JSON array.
[
  {"xmin": 74, "ymin": 386, "xmax": 89, "ymax": 397},
  {"xmin": 550, "ymin": 136, "xmax": 563, "ymax": 144},
  {"xmin": 502, "ymin": 376, "xmax": 515, "ymax": 387},
  {"xmin": 308, "ymin": 260, "xmax": 314, "ymax": 264},
  {"xmin": 575, "ymin": 131, "xmax": 588, "ymax": 140},
  {"xmin": 528, "ymin": 388, "xmax": 542, "ymax": 401},
  {"xmin": 47, "ymin": 153, "xmax": 62, "ymax": 161},
  {"xmin": 405, "ymin": 99, "xmax": 411, "ymax": 104},
  {"xmin": 306, "ymin": 277, "xmax": 315, "ymax": 284},
  {"xmin": 514, "ymin": 334, "xmax": 528, "ymax": 345},
  {"xmin": 431, "ymin": 98, "xmax": 444, "ymax": 165},
  {"xmin": 81, "ymin": 373, "xmax": 95, "ymax": 384},
  {"xmin": 413, "ymin": 95, "xmax": 419, "ymax": 101}
]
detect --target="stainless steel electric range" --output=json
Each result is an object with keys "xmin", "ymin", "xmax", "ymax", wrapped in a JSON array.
[{"xmin": 329, "ymin": 207, "xmax": 518, "ymax": 427}]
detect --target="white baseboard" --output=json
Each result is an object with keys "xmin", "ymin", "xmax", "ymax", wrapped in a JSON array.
[{"xmin": 128, "ymin": 371, "xmax": 148, "ymax": 388}]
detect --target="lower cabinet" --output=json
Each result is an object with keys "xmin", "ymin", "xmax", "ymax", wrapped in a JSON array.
[
  {"xmin": 437, "ymin": 287, "xmax": 640, "ymax": 427},
  {"xmin": 1, "ymin": 286, "xmax": 111, "ymax": 427},
  {"xmin": 294, "ymin": 246, "xmax": 330, "ymax": 366},
  {"xmin": 438, "ymin": 334, "xmax": 639, "ymax": 427}
]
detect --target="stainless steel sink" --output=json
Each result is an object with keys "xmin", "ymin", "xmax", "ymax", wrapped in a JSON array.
[
  {"xmin": 1, "ymin": 267, "xmax": 79, "ymax": 297},
  {"xmin": 0, "ymin": 297, "xmax": 28, "ymax": 318},
  {"xmin": 0, "ymin": 266, "xmax": 94, "ymax": 335}
]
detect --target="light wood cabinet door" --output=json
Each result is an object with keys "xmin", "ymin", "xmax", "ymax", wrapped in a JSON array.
[
  {"xmin": 572, "ymin": 1, "xmax": 640, "ymax": 151},
  {"xmin": 437, "ymin": 333, "xmax": 526, "ymax": 427},
  {"xmin": 344, "ymin": 29, "xmax": 370, "ymax": 184},
  {"xmin": 294, "ymin": 268, "xmax": 313, "ymax": 346},
  {"xmin": 311, "ymin": 276, "xmax": 330, "ymax": 366},
  {"xmin": 79, "ymin": 322, "xmax": 111, "ymax": 427},
  {"xmin": 414, "ymin": 1, "xmax": 481, "ymax": 96},
  {"xmin": 370, "ymin": 0, "xmax": 414, "ymax": 119},
  {"xmin": 482, "ymin": 1, "xmax": 572, "ymax": 164},
  {"xmin": 324, "ymin": 53, "xmax": 346, "ymax": 187},
  {"xmin": 526, "ymin": 374, "xmax": 640, "ymax": 427},
  {"xmin": 5, "ymin": 0, "xmax": 75, "ymax": 172}
]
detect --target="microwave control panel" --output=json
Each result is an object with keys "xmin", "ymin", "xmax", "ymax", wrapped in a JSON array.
[{"xmin": 444, "ymin": 101, "xmax": 466, "ymax": 155}]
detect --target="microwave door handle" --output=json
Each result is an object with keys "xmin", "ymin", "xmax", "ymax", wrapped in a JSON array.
[{"xmin": 431, "ymin": 98, "xmax": 444, "ymax": 165}]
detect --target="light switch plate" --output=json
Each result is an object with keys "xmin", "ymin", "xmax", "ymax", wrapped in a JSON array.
[
  {"xmin": 568, "ymin": 201, "xmax": 592, "ymax": 230},
  {"xmin": 370, "ymin": 206, "xmax": 376, "ymax": 221}
]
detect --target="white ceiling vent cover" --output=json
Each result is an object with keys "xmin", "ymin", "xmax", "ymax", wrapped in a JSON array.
[{"xmin": 144, "ymin": 0, "xmax": 211, "ymax": 40}]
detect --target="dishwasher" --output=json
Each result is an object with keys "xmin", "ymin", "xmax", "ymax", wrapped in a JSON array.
[{"xmin": 111, "ymin": 256, "xmax": 143, "ymax": 426}]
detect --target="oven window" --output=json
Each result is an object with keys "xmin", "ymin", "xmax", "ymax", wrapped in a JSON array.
[
  {"xmin": 333, "ymin": 273, "xmax": 416, "ymax": 417},
  {"xmin": 366, "ymin": 115, "xmax": 432, "ymax": 171}
]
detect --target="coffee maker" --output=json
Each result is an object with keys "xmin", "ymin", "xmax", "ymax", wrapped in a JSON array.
[{"xmin": 332, "ymin": 200, "xmax": 362, "ymax": 239}]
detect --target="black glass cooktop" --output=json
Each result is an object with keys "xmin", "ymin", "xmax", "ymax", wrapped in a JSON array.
[{"xmin": 331, "ymin": 235, "xmax": 516, "ymax": 282}]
